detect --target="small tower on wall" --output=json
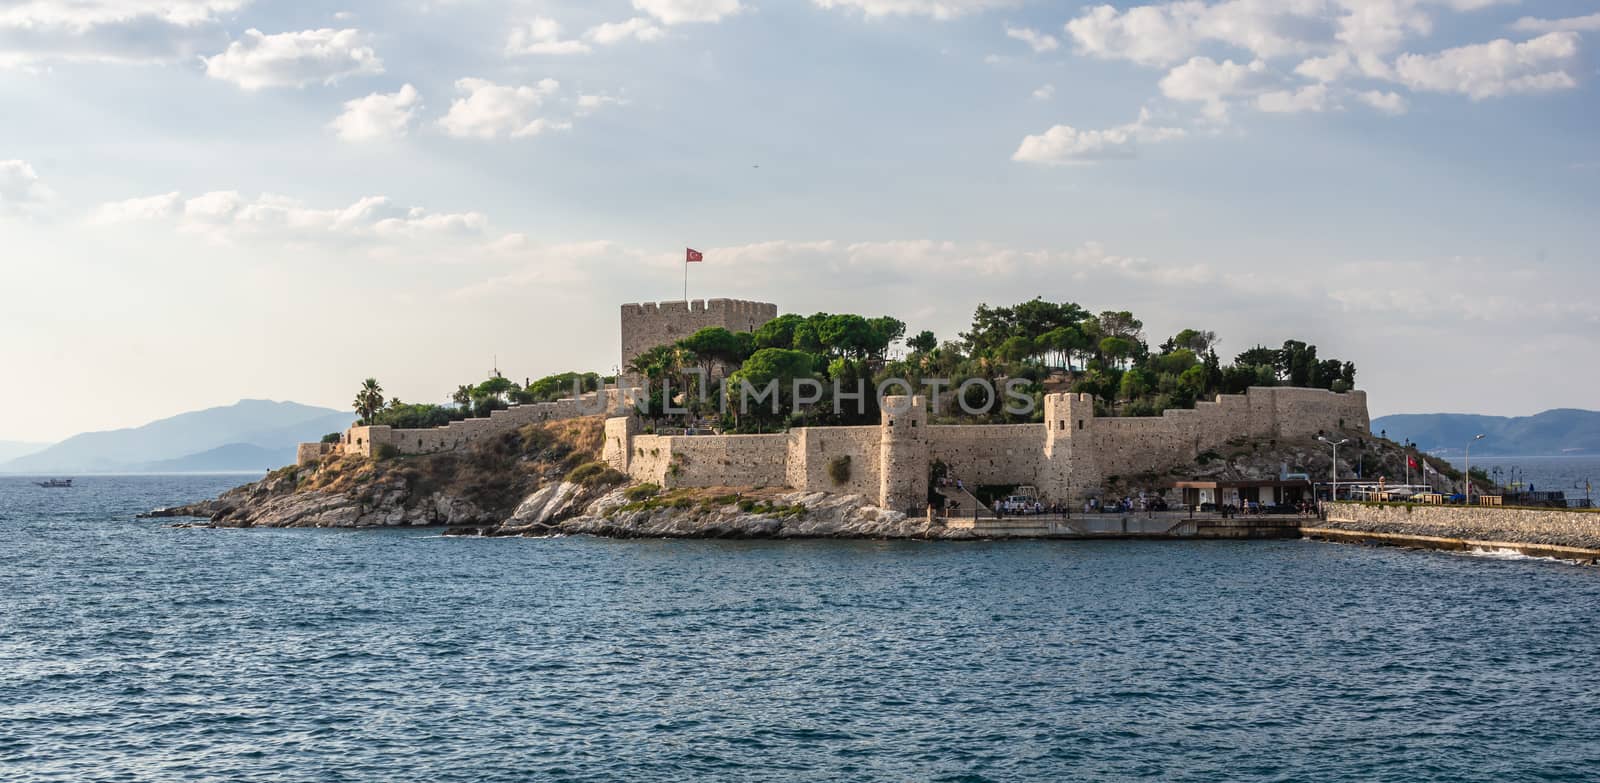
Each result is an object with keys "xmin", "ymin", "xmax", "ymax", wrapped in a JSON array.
[
  {"xmin": 879, "ymin": 394, "xmax": 929, "ymax": 513},
  {"xmin": 1042, "ymin": 393, "xmax": 1100, "ymax": 504}
]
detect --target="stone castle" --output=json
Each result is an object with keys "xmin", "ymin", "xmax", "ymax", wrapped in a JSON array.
[
  {"xmin": 306, "ymin": 296, "xmax": 1370, "ymax": 512},
  {"xmin": 620, "ymin": 299, "xmax": 777, "ymax": 383}
]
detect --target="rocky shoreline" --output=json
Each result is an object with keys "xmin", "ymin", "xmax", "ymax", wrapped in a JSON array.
[
  {"xmin": 143, "ymin": 469, "xmax": 501, "ymax": 529},
  {"xmin": 454, "ymin": 483, "xmax": 962, "ymax": 539}
]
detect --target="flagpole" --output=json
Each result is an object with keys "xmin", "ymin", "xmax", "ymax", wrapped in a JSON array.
[{"xmin": 683, "ymin": 254, "xmax": 688, "ymax": 302}]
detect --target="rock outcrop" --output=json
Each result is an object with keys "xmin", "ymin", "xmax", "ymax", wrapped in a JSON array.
[
  {"xmin": 562, "ymin": 489, "xmax": 947, "ymax": 539},
  {"xmin": 145, "ymin": 469, "xmax": 497, "ymax": 528}
]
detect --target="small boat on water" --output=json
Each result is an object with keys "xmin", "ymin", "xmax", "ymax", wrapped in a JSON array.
[{"xmin": 35, "ymin": 478, "xmax": 73, "ymax": 488}]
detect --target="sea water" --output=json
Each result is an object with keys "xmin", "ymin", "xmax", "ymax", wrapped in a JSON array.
[{"xmin": 2, "ymin": 474, "xmax": 1598, "ymax": 782}]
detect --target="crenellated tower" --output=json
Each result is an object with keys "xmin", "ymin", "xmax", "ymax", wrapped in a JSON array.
[
  {"xmin": 878, "ymin": 394, "xmax": 929, "ymax": 513},
  {"xmin": 619, "ymin": 298, "xmax": 778, "ymax": 384},
  {"xmin": 1041, "ymin": 393, "xmax": 1100, "ymax": 503}
]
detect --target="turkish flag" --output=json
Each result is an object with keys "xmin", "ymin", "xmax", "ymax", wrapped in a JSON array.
[
  {"xmin": 686, "ymin": 248, "xmax": 704, "ymax": 262},
  {"xmin": 1408, "ymin": 456, "xmax": 1419, "ymax": 469}
]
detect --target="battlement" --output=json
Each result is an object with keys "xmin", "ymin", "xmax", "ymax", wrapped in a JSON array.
[{"xmin": 619, "ymin": 299, "xmax": 780, "ymax": 319}]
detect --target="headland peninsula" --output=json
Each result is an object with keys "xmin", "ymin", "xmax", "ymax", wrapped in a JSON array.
[{"xmin": 151, "ymin": 295, "xmax": 1600, "ymax": 562}]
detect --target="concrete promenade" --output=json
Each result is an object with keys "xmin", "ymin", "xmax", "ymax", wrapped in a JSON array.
[{"xmin": 938, "ymin": 510, "xmax": 1304, "ymax": 539}]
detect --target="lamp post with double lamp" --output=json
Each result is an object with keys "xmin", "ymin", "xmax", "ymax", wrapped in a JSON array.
[
  {"xmin": 1464, "ymin": 433, "xmax": 1485, "ymax": 504},
  {"xmin": 1318, "ymin": 436, "xmax": 1350, "ymax": 503}
]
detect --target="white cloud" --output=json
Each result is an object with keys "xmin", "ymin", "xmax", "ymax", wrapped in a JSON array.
[
  {"xmin": 1334, "ymin": 0, "xmax": 1433, "ymax": 58},
  {"xmin": 586, "ymin": 17, "xmax": 666, "ymax": 45},
  {"xmin": 1394, "ymin": 32, "xmax": 1581, "ymax": 100},
  {"xmin": 706, "ymin": 239, "xmax": 1218, "ymax": 291},
  {"xmin": 91, "ymin": 191, "xmax": 182, "ymax": 223},
  {"xmin": 1158, "ymin": 56, "xmax": 1270, "ymax": 117},
  {"xmin": 0, "ymin": 0, "xmax": 246, "ymax": 27},
  {"xmin": 1256, "ymin": 83, "xmax": 1329, "ymax": 113},
  {"xmin": 811, "ymin": 0, "xmax": 1017, "ymax": 20},
  {"xmin": 1355, "ymin": 89, "xmax": 1408, "ymax": 114},
  {"xmin": 1062, "ymin": 1, "xmax": 1565, "ymax": 119},
  {"xmin": 0, "ymin": 159, "xmax": 55, "ymax": 215},
  {"xmin": 451, "ymin": 240, "xmax": 629, "ymax": 298},
  {"xmin": 1006, "ymin": 26, "xmax": 1058, "ymax": 53},
  {"xmin": 437, "ymin": 77, "xmax": 569, "ymax": 139},
  {"xmin": 1065, "ymin": 2, "xmax": 1203, "ymax": 66},
  {"xmin": 1510, "ymin": 13, "xmax": 1600, "ymax": 34},
  {"xmin": 1294, "ymin": 51, "xmax": 1356, "ymax": 82},
  {"xmin": 632, "ymin": 0, "xmax": 742, "ymax": 25},
  {"xmin": 92, "ymin": 190, "xmax": 490, "ymax": 243},
  {"xmin": 1064, "ymin": 1, "xmax": 1328, "ymax": 67},
  {"xmin": 507, "ymin": 17, "xmax": 590, "ymax": 55},
  {"xmin": 330, "ymin": 84, "xmax": 421, "ymax": 142},
  {"xmin": 1032, "ymin": 83, "xmax": 1054, "ymax": 100},
  {"xmin": 576, "ymin": 93, "xmax": 628, "ymax": 115},
  {"xmin": 1012, "ymin": 109, "xmax": 1185, "ymax": 166},
  {"xmin": 202, "ymin": 28, "xmax": 382, "ymax": 90},
  {"xmin": 0, "ymin": 0, "xmax": 245, "ymax": 67},
  {"xmin": 1063, "ymin": 1, "xmax": 1521, "ymax": 67}
]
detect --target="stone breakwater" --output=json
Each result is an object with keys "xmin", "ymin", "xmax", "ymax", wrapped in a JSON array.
[{"xmin": 1309, "ymin": 502, "xmax": 1600, "ymax": 561}]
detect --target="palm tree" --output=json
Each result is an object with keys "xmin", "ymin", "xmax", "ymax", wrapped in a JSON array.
[{"xmin": 354, "ymin": 378, "xmax": 384, "ymax": 424}]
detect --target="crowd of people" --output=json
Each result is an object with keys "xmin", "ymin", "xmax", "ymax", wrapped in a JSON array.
[{"xmin": 931, "ymin": 472, "xmax": 1324, "ymax": 520}]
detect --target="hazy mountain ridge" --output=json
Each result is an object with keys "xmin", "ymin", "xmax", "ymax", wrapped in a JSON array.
[
  {"xmin": 1373, "ymin": 409, "xmax": 1600, "ymax": 456},
  {"xmin": 1, "ymin": 401, "xmax": 353, "ymax": 474},
  {"xmin": 0, "ymin": 441, "xmax": 49, "ymax": 463},
  {"xmin": 132, "ymin": 444, "xmax": 297, "ymax": 474}
]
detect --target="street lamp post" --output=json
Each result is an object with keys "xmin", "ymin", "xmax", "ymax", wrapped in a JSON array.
[
  {"xmin": 1319, "ymin": 436, "xmax": 1350, "ymax": 502},
  {"xmin": 1464, "ymin": 434, "xmax": 1485, "ymax": 504}
]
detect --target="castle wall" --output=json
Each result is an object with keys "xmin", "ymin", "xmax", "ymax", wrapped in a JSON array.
[
  {"xmin": 297, "ymin": 442, "xmax": 335, "ymax": 467},
  {"xmin": 928, "ymin": 424, "xmax": 1047, "ymax": 487},
  {"xmin": 658, "ymin": 433, "xmax": 790, "ymax": 489},
  {"xmin": 599, "ymin": 386, "xmax": 1371, "ymax": 509},
  {"xmin": 336, "ymin": 389, "xmax": 632, "ymax": 459},
  {"xmin": 786, "ymin": 426, "xmax": 882, "ymax": 499},
  {"xmin": 626, "ymin": 434, "xmax": 675, "ymax": 486}
]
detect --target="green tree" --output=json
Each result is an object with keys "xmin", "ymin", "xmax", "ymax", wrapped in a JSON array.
[
  {"xmin": 726, "ymin": 348, "xmax": 816, "ymax": 427},
  {"xmin": 680, "ymin": 326, "xmax": 746, "ymax": 378},
  {"xmin": 1234, "ymin": 345, "xmax": 1278, "ymax": 369},
  {"xmin": 1099, "ymin": 336, "xmax": 1136, "ymax": 369},
  {"xmin": 1000, "ymin": 335, "xmax": 1036, "ymax": 364},
  {"xmin": 1118, "ymin": 370, "xmax": 1150, "ymax": 402},
  {"xmin": 1163, "ymin": 328, "xmax": 1217, "ymax": 355},
  {"xmin": 353, "ymin": 378, "xmax": 384, "ymax": 425},
  {"xmin": 752, "ymin": 313, "xmax": 806, "ymax": 351},
  {"xmin": 907, "ymin": 330, "xmax": 938, "ymax": 354},
  {"xmin": 474, "ymin": 375, "xmax": 516, "ymax": 403}
]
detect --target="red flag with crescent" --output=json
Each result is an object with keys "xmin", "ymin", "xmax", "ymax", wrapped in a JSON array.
[{"xmin": 686, "ymin": 248, "xmax": 703, "ymax": 262}]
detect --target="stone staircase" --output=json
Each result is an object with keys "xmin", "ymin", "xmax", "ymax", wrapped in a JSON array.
[{"xmin": 935, "ymin": 484, "xmax": 992, "ymax": 518}]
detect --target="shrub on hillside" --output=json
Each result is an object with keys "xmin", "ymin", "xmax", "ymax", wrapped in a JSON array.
[{"xmin": 565, "ymin": 461, "xmax": 627, "ymax": 488}]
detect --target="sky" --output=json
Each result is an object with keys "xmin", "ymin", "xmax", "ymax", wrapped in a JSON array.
[{"xmin": 1, "ymin": 0, "xmax": 1597, "ymax": 443}]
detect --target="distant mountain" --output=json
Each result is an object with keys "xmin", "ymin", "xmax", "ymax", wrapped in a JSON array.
[
  {"xmin": 1372, "ymin": 409, "xmax": 1600, "ymax": 456},
  {"xmin": 131, "ymin": 443, "xmax": 294, "ymax": 474},
  {"xmin": 0, "ymin": 440, "xmax": 49, "ymax": 463},
  {"xmin": 1, "ymin": 400, "xmax": 353, "ymax": 474}
]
